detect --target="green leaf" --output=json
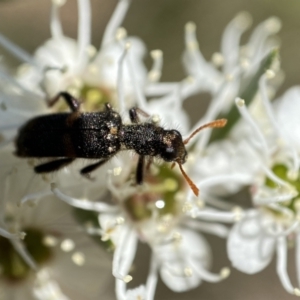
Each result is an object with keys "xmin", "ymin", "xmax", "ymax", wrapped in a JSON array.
[{"xmin": 208, "ymin": 48, "xmax": 279, "ymax": 143}]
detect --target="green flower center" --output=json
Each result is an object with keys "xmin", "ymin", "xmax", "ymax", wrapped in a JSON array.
[
  {"xmin": 265, "ymin": 164, "xmax": 300, "ymax": 212},
  {"xmin": 80, "ymin": 85, "xmax": 113, "ymax": 112},
  {"xmin": 0, "ymin": 228, "xmax": 52, "ymax": 283},
  {"xmin": 125, "ymin": 164, "xmax": 185, "ymax": 221},
  {"xmin": 53, "ymin": 85, "xmax": 113, "ymax": 113}
]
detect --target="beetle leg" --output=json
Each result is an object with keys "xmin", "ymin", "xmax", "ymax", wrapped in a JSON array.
[
  {"xmin": 34, "ymin": 158, "xmax": 75, "ymax": 173},
  {"xmin": 129, "ymin": 107, "xmax": 150, "ymax": 124},
  {"xmin": 48, "ymin": 92, "xmax": 81, "ymax": 112},
  {"xmin": 146, "ymin": 157, "xmax": 153, "ymax": 171},
  {"xmin": 136, "ymin": 155, "xmax": 145, "ymax": 185},
  {"xmin": 80, "ymin": 159, "xmax": 109, "ymax": 178},
  {"xmin": 104, "ymin": 103, "xmax": 113, "ymax": 111}
]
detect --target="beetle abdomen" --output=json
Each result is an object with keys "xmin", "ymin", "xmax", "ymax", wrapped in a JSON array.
[{"xmin": 15, "ymin": 112, "xmax": 122, "ymax": 158}]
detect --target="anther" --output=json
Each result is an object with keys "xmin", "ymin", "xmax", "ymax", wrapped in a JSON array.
[
  {"xmin": 287, "ymin": 169, "xmax": 299, "ymax": 181},
  {"xmin": 265, "ymin": 69, "xmax": 275, "ymax": 79},
  {"xmin": 182, "ymin": 202, "xmax": 193, "ymax": 213},
  {"xmin": 125, "ymin": 42, "xmax": 131, "ymax": 50},
  {"xmin": 220, "ymin": 267, "xmax": 231, "ymax": 279},
  {"xmin": 123, "ymin": 275, "xmax": 133, "ymax": 283},
  {"xmin": 172, "ymin": 231, "xmax": 182, "ymax": 242},
  {"xmin": 116, "ymin": 217, "xmax": 125, "ymax": 225},
  {"xmin": 196, "ymin": 199, "xmax": 205, "ymax": 209},
  {"xmin": 18, "ymin": 231, "xmax": 26, "ymax": 240},
  {"xmin": 151, "ymin": 114, "xmax": 160, "ymax": 124},
  {"xmin": 265, "ymin": 17, "xmax": 282, "ymax": 33},
  {"xmin": 86, "ymin": 45, "xmax": 97, "ymax": 58},
  {"xmin": 52, "ymin": 0, "xmax": 66, "ymax": 6},
  {"xmin": 185, "ymin": 21, "xmax": 196, "ymax": 32},
  {"xmin": 294, "ymin": 288, "xmax": 300, "ymax": 297},
  {"xmin": 150, "ymin": 50, "xmax": 162, "ymax": 59},
  {"xmin": 115, "ymin": 27, "xmax": 127, "ymax": 40},
  {"xmin": 185, "ymin": 76, "xmax": 195, "ymax": 84},
  {"xmin": 184, "ymin": 267, "xmax": 193, "ymax": 277},
  {"xmin": 225, "ymin": 73, "xmax": 234, "ymax": 81},
  {"xmin": 240, "ymin": 58, "xmax": 250, "ymax": 70},
  {"xmin": 43, "ymin": 235, "xmax": 58, "ymax": 247},
  {"xmin": 234, "ymin": 11, "xmax": 253, "ymax": 30},
  {"xmin": 211, "ymin": 52, "xmax": 224, "ymax": 67},
  {"xmin": 232, "ymin": 206, "xmax": 243, "ymax": 222},
  {"xmin": 236, "ymin": 97, "xmax": 245, "ymax": 107},
  {"xmin": 113, "ymin": 167, "xmax": 122, "ymax": 176},
  {"xmin": 61, "ymin": 239, "xmax": 75, "ymax": 252},
  {"xmin": 72, "ymin": 252, "xmax": 85, "ymax": 266}
]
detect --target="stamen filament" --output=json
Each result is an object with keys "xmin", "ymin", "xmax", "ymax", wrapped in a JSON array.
[
  {"xmin": 0, "ymin": 227, "xmax": 19, "ymax": 239},
  {"xmin": 50, "ymin": 0, "xmax": 64, "ymax": 40},
  {"xmin": 235, "ymin": 97, "xmax": 269, "ymax": 159},
  {"xmin": 276, "ymin": 235, "xmax": 299, "ymax": 295},
  {"xmin": 51, "ymin": 183, "xmax": 118, "ymax": 212},
  {"xmin": 185, "ymin": 219, "xmax": 229, "ymax": 238},
  {"xmin": 254, "ymin": 193, "xmax": 296, "ymax": 205},
  {"xmin": 126, "ymin": 47, "xmax": 147, "ymax": 110},
  {"xmin": 221, "ymin": 12, "xmax": 252, "ymax": 74},
  {"xmin": 192, "ymin": 208, "xmax": 244, "ymax": 223},
  {"xmin": 146, "ymin": 254, "xmax": 159, "ymax": 300},
  {"xmin": 148, "ymin": 50, "xmax": 163, "ymax": 82},
  {"xmin": 262, "ymin": 164, "xmax": 294, "ymax": 189},
  {"xmin": 198, "ymin": 173, "xmax": 251, "ymax": 190},
  {"xmin": 0, "ymin": 33, "xmax": 38, "ymax": 67},
  {"xmin": 11, "ymin": 239, "xmax": 37, "ymax": 270},
  {"xmin": 112, "ymin": 225, "xmax": 137, "ymax": 284},
  {"xmin": 117, "ymin": 42, "xmax": 129, "ymax": 113},
  {"xmin": 77, "ymin": 0, "xmax": 91, "ymax": 69},
  {"xmin": 101, "ymin": 0, "xmax": 131, "ymax": 48},
  {"xmin": 189, "ymin": 257, "xmax": 230, "ymax": 282},
  {"xmin": 296, "ymin": 233, "xmax": 300, "ymax": 287},
  {"xmin": 19, "ymin": 190, "xmax": 53, "ymax": 206},
  {"xmin": 260, "ymin": 74, "xmax": 300, "ymax": 175},
  {"xmin": 266, "ymin": 220, "xmax": 299, "ymax": 237},
  {"xmin": 248, "ymin": 17, "xmax": 281, "ymax": 65}
]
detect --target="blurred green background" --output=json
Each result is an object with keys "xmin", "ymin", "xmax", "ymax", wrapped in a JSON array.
[{"xmin": 0, "ymin": 0, "xmax": 299, "ymax": 299}]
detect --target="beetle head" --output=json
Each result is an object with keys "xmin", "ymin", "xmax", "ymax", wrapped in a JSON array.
[{"xmin": 160, "ymin": 130, "xmax": 187, "ymax": 164}]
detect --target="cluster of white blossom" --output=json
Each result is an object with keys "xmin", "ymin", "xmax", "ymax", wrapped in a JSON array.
[{"xmin": 0, "ymin": 0, "xmax": 299, "ymax": 299}]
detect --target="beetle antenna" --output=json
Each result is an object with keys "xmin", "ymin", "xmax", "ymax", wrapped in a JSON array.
[
  {"xmin": 177, "ymin": 162, "xmax": 199, "ymax": 196},
  {"xmin": 183, "ymin": 119, "xmax": 227, "ymax": 145}
]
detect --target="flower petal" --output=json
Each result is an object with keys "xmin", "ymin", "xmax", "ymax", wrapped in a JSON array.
[
  {"xmin": 275, "ymin": 86, "xmax": 300, "ymax": 150},
  {"xmin": 157, "ymin": 228, "xmax": 211, "ymax": 292},
  {"xmin": 227, "ymin": 210, "xmax": 276, "ymax": 274}
]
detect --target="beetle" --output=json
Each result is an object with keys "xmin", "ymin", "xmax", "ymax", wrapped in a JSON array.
[{"xmin": 15, "ymin": 92, "xmax": 226, "ymax": 196}]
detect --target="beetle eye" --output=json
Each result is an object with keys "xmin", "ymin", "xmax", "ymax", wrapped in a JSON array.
[
  {"xmin": 172, "ymin": 130, "xmax": 181, "ymax": 137},
  {"xmin": 161, "ymin": 147, "xmax": 176, "ymax": 161}
]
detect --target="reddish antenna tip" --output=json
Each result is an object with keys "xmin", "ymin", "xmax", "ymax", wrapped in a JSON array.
[{"xmin": 177, "ymin": 163, "xmax": 199, "ymax": 197}]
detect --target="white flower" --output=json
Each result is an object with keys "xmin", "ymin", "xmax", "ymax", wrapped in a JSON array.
[
  {"xmin": 124, "ymin": 285, "xmax": 147, "ymax": 300},
  {"xmin": 0, "ymin": 3, "xmax": 292, "ymax": 300},
  {"xmin": 47, "ymin": 145, "xmax": 237, "ymax": 299},
  {"xmin": 0, "ymin": 158, "xmax": 111, "ymax": 300},
  {"xmin": 275, "ymin": 86, "xmax": 300, "ymax": 150},
  {"xmin": 183, "ymin": 13, "xmax": 281, "ymax": 95},
  {"xmin": 225, "ymin": 73, "xmax": 300, "ymax": 296},
  {"xmin": 6, "ymin": 0, "xmax": 147, "ymax": 104},
  {"xmin": 177, "ymin": 13, "xmax": 281, "ymax": 196}
]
